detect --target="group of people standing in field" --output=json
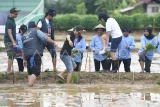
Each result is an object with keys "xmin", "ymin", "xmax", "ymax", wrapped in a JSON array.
[{"xmin": 3, "ymin": 8, "xmax": 160, "ymax": 86}]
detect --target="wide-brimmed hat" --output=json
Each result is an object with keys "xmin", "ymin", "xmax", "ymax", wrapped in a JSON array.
[
  {"xmin": 68, "ymin": 28, "xmax": 85, "ymax": 32},
  {"xmin": 94, "ymin": 24, "xmax": 106, "ymax": 31}
]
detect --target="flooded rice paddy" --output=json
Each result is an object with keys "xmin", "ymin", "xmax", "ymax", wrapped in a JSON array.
[{"xmin": 0, "ymin": 84, "xmax": 160, "ymax": 107}]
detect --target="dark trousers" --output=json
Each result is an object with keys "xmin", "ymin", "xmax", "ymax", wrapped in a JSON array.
[
  {"xmin": 106, "ymin": 59, "xmax": 112, "ymax": 70},
  {"xmin": 139, "ymin": 53, "xmax": 152, "ymax": 73},
  {"xmin": 144, "ymin": 57, "xmax": 152, "ymax": 73},
  {"xmin": 94, "ymin": 59, "xmax": 107, "ymax": 71},
  {"xmin": 119, "ymin": 58, "xmax": 131, "ymax": 72},
  {"xmin": 74, "ymin": 62, "xmax": 80, "ymax": 71},
  {"xmin": 16, "ymin": 58, "xmax": 24, "ymax": 72}
]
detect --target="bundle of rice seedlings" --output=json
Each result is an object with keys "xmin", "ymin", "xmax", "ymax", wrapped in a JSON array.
[
  {"xmin": 72, "ymin": 48, "xmax": 79, "ymax": 55},
  {"xmin": 143, "ymin": 43, "xmax": 156, "ymax": 54},
  {"xmin": 105, "ymin": 51, "xmax": 111, "ymax": 58}
]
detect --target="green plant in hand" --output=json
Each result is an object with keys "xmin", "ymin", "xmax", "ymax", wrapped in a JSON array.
[
  {"xmin": 105, "ymin": 51, "xmax": 111, "ymax": 58},
  {"xmin": 72, "ymin": 48, "xmax": 79, "ymax": 55},
  {"xmin": 143, "ymin": 43, "xmax": 156, "ymax": 54}
]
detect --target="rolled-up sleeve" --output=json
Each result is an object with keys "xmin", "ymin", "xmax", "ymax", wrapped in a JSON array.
[{"xmin": 36, "ymin": 30, "xmax": 47, "ymax": 42}]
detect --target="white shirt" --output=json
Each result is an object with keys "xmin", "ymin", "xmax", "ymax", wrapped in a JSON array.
[
  {"xmin": 106, "ymin": 18, "xmax": 122, "ymax": 38},
  {"xmin": 37, "ymin": 18, "xmax": 50, "ymax": 28}
]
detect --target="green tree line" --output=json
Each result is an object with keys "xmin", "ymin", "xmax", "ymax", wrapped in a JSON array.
[
  {"xmin": 53, "ymin": 13, "xmax": 160, "ymax": 30},
  {"xmin": 45, "ymin": 0, "xmax": 141, "ymax": 15}
]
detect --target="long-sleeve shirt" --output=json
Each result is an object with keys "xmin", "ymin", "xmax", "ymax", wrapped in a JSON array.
[
  {"xmin": 157, "ymin": 32, "xmax": 160, "ymax": 54},
  {"xmin": 90, "ymin": 35, "xmax": 107, "ymax": 61},
  {"xmin": 72, "ymin": 37, "xmax": 86, "ymax": 62},
  {"xmin": 116, "ymin": 35, "xmax": 135, "ymax": 59},
  {"xmin": 138, "ymin": 35, "xmax": 157, "ymax": 61},
  {"xmin": 15, "ymin": 33, "xmax": 23, "ymax": 59}
]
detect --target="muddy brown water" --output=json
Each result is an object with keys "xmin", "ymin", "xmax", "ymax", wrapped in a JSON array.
[{"xmin": 0, "ymin": 84, "xmax": 160, "ymax": 107}]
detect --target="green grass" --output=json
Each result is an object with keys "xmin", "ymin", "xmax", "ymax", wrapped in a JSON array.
[
  {"xmin": 71, "ymin": 73, "xmax": 79, "ymax": 83},
  {"xmin": 0, "ymin": 73, "xmax": 3, "ymax": 80},
  {"xmin": 56, "ymin": 79, "xmax": 65, "ymax": 84},
  {"xmin": 156, "ymin": 79, "xmax": 160, "ymax": 85}
]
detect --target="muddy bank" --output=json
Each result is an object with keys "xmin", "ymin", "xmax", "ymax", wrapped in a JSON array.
[{"xmin": 0, "ymin": 72, "xmax": 160, "ymax": 85}]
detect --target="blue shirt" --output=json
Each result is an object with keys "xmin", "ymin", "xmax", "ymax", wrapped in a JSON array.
[
  {"xmin": 157, "ymin": 32, "xmax": 160, "ymax": 54},
  {"xmin": 116, "ymin": 35, "xmax": 135, "ymax": 59},
  {"xmin": 15, "ymin": 33, "xmax": 23, "ymax": 59},
  {"xmin": 72, "ymin": 37, "xmax": 86, "ymax": 62},
  {"xmin": 90, "ymin": 35, "xmax": 107, "ymax": 61},
  {"xmin": 138, "ymin": 35, "xmax": 157, "ymax": 61}
]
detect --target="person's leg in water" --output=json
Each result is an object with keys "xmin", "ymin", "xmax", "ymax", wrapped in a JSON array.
[
  {"xmin": 7, "ymin": 50, "xmax": 16, "ymax": 72},
  {"xmin": 16, "ymin": 58, "xmax": 24, "ymax": 72},
  {"xmin": 27, "ymin": 55, "xmax": 41, "ymax": 86},
  {"xmin": 110, "ymin": 37, "xmax": 122, "ymax": 72},
  {"xmin": 58, "ymin": 55, "xmax": 77, "ymax": 83},
  {"xmin": 144, "ymin": 56, "xmax": 151, "ymax": 73},
  {"xmin": 123, "ymin": 58, "xmax": 131, "ymax": 72},
  {"xmin": 74, "ymin": 62, "xmax": 80, "ymax": 71},
  {"xmin": 46, "ymin": 43, "xmax": 58, "ymax": 72},
  {"xmin": 94, "ymin": 59, "xmax": 101, "ymax": 72},
  {"xmin": 138, "ymin": 52, "xmax": 145, "ymax": 73}
]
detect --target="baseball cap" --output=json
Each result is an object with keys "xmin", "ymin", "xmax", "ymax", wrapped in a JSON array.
[
  {"xmin": 10, "ymin": 7, "xmax": 21, "ymax": 13},
  {"xmin": 28, "ymin": 21, "xmax": 37, "ymax": 28},
  {"xmin": 47, "ymin": 9, "xmax": 56, "ymax": 17},
  {"xmin": 19, "ymin": 24, "xmax": 27, "ymax": 32}
]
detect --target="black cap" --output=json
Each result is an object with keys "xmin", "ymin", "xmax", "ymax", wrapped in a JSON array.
[
  {"xmin": 144, "ymin": 26, "xmax": 152, "ymax": 35},
  {"xmin": 98, "ymin": 12, "xmax": 110, "ymax": 22},
  {"xmin": 74, "ymin": 25, "xmax": 83, "ymax": 32},
  {"xmin": 122, "ymin": 27, "xmax": 131, "ymax": 33},
  {"xmin": 10, "ymin": 7, "xmax": 21, "ymax": 13},
  {"xmin": 28, "ymin": 21, "xmax": 37, "ymax": 28},
  {"xmin": 98, "ymin": 12, "xmax": 106, "ymax": 21},
  {"xmin": 19, "ymin": 24, "xmax": 27, "ymax": 32},
  {"xmin": 47, "ymin": 9, "xmax": 56, "ymax": 17}
]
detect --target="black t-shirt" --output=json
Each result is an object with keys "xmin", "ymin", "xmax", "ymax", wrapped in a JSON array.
[
  {"xmin": 60, "ymin": 32, "xmax": 75, "ymax": 55},
  {"xmin": 4, "ymin": 16, "xmax": 16, "ymax": 43}
]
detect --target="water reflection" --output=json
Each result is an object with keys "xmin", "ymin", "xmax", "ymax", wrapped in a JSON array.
[{"xmin": 0, "ymin": 85, "xmax": 160, "ymax": 107}]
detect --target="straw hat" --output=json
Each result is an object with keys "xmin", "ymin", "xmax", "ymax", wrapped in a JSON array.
[
  {"xmin": 94, "ymin": 24, "xmax": 106, "ymax": 31},
  {"xmin": 67, "ymin": 27, "xmax": 86, "ymax": 32}
]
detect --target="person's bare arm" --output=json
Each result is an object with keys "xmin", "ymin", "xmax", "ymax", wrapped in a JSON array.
[
  {"xmin": 46, "ymin": 37, "xmax": 56, "ymax": 45},
  {"xmin": 37, "ymin": 27, "xmax": 50, "ymax": 37},
  {"xmin": 8, "ymin": 29, "xmax": 16, "ymax": 48},
  {"xmin": 67, "ymin": 35, "xmax": 73, "ymax": 47}
]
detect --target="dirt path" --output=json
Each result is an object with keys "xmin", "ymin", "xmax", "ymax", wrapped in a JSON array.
[{"xmin": 0, "ymin": 72, "xmax": 160, "ymax": 85}]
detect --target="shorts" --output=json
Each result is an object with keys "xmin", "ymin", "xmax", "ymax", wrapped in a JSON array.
[
  {"xmin": 60, "ymin": 55, "xmax": 77, "ymax": 72},
  {"xmin": 46, "ymin": 42, "xmax": 56, "ymax": 58},
  {"xmin": 26, "ymin": 54, "xmax": 42, "ymax": 77},
  {"xmin": 111, "ymin": 36, "xmax": 122, "ymax": 52},
  {"xmin": 5, "ymin": 42, "xmax": 16, "ymax": 60}
]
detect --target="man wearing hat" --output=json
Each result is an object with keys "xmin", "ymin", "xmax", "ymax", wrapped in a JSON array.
[
  {"xmin": 116, "ymin": 27, "xmax": 135, "ymax": 72},
  {"xmin": 37, "ymin": 9, "xmax": 57, "ymax": 72},
  {"xmin": 4, "ymin": 7, "xmax": 20, "ymax": 73},
  {"xmin": 20, "ymin": 22, "xmax": 57, "ymax": 86},
  {"xmin": 90, "ymin": 24, "xmax": 108, "ymax": 72},
  {"xmin": 98, "ymin": 12, "xmax": 122, "ymax": 73},
  {"xmin": 57, "ymin": 25, "xmax": 83, "ymax": 83}
]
